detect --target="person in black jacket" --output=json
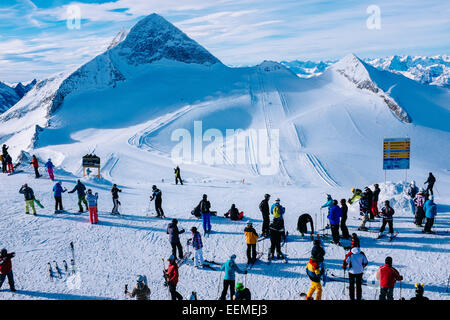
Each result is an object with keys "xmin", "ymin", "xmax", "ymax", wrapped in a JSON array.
[
  {"xmin": 166, "ymin": 219, "xmax": 185, "ymax": 260},
  {"xmin": 410, "ymin": 283, "xmax": 429, "ymax": 301},
  {"xmin": 268, "ymin": 218, "xmax": 284, "ymax": 260},
  {"xmin": 424, "ymin": 172, "xmax": 436, "ymax": 196},
  {"xmin": 372, "ymin": 184, "xmax": 381, "ymax": 218},
  {"xmin": 340, "ymin": 199, "xmax": 350, "ymax": 239},
  {"xmin": 364, "ymin": 187, "xmax": 374, "ymax": 219},
  {"xmin": 311, "ymin": 236, "xmax": 325, "ymax": 263},
  {"xmin": 150, "ymin": 185, "xmax": 165, "ymax": 218},
  {"xmin": 379, "ymin": 200, "xmax": 395, "ymax": 237},
  {"xmin": 174, "ymin": 166, "xmax": 183, "ymax": 185},
  {"xmin": 111, "ymin": 184, "xmax": 122, "ymax": 215},
  {"xmin": 224, "ymin": 204, "xmax": 241, "ymax": 221},
  {"xmin": 68, "ymin": 180, "xmax": 88, "ymax": 213},
  {"xmin": 198, "ymin": 194, "xmax": 211, "ymax": 235},
  {"xmin": 259, "ymin": 194, "xmax": 270, "ymax": 237},
  {"xmin": 19, "ymin": 183, "xmax": 36, "ymax": 215},
  {"xmin": 233, "ymin": 282, "xmax": 251, "ymax": 300},
  {"xmin": 297, "ymin": 213, "xmax": 314, "ymax": 239}
]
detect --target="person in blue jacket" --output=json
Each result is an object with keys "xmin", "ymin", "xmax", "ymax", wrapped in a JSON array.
[
  {"xmin": 219, "ymin": 254, "xmax": 247, "ymax": 300},
  {"xmin": 423, "ymin": 196, "xmax": 437, "ymax": 234},
  {"xmin": 52, "ymin": 181, "xmax": 67, "ymax": 213},
  {"xmin": 328, "ymin": 200, "xmax": 342, "ymax": 244},
  {"xmin": 321, "ymin": 194, "xmax": 333, "ymax": 229}
]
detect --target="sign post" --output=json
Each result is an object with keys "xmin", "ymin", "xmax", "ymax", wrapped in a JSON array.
[{"xmin": 383, "ymin": 138, "xmax": 410, "ymax": 183}]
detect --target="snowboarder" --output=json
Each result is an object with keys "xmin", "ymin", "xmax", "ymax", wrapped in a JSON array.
[
  {"xmin": 5, "ymin": 154, "xmax": 13, "ymax": 174},
  {"xmin": 30, "ymin": 155, "xmax": 41, "ymax": 178},
  {"xmin": 224, "ymin": 204, "xmax": 243, "ymax": 221},
  {"xmin": 379, "ymin": 200, "xmax": 395, "ymax": 237},
  {"xmin": 45, "ymin": 158, "xmax": 55, "ymax": 181},
  {"xmin": 410, "ymin": 283, "xmax": 429, "ymax": 301},
  {"xmin": 189, "ymin": 227, "xmax": 204, "ymax": 268},
  {"xmin": 342, "ymin": 247, "xmax": 368, "ymax": 300},
  {"xmin": 297, "ymin": 213, "xmax": 314, "ymax": 239},
  {"xmin": 174, "ymin": 166, "xmax": 183, "ymax": 185},
  {"xmin": 244, "ymin": 221, "xmax": 258, "ymax": 264},
  {"xmin": 423, "ymin": 195, "xmax": 437, "ymax": 234},
  {"xmin": 407, "ymin": 181, "xmax": 419, "ymax": 215},
  {"xmin": 357, "ymin": 191, "xmax": 370, "ymax": 231},
  {"xmin": 68, "ymin": 180, "xmax": 88, "ymax": 213},
  {"xmin": 219, "ymin": 254, "xmax": 247, "ymax": 300},
  {"xmin": 52, "ymin": 181, "xmax": 67, "ymax": 213},
  {"xmin": 328, "ymin": 200, "xmax": 342, "ymax": 244},
  {"xmin": 166, "ymin": 219, "xmax": 185, "ymax": 260},
  {"xmin": 259, "ymin": 194, "xmax": 271, "ymax": 237},
  {"xmin": 111, "ymin": 184, "xmax": 122, "ymax": 215},
  {"xmin": 305, "ymin": 256, "xmax": 324, "ymax": 300},
  {"xmin": 125, "ymin": 275, "xmax": 151, "ymax": 300},
  {"xmin": 0, "ymin": 248, "xmax": 16, "ymax": 292},
  {"xmin": 376, "ymin": 256, "xmax": 403, "ymax": 300},
  {"xmin": 339, "ymin": 199, "xmax": 350, "ymax": 239},
  {"xmin": 414, "ymin": 188, "xmax": 427, "ymax": 226},
  {"xmin": 424, "ymin": 172, "xmax": 436, "ymax": 196},
  {"xmin": 165, "ymin": 255, "xmax": 183, "ymax": 300},
  {"xmin": 268, "ymin": 217, "xmax": 284, "ymax": 260},
  {"xmin": 86, "ymin": 189, "xmax": 99, "ymax": 224},
  {"xmin": 198, "ymin": 194, "xmax": 211, "ymax": 235},
  {"xmin": 372, "ymin": 184, "xmax": 380, "ymax": 218},
  {"xmin": 19, "ymin": 183, "xmax": 36, "ymax": 215},
  {"xmin": 233, "ymin": 282, "xmax": 251, "ymax": 300},
  {"xmin": 150, "ymin": 185, "xmax": 165, "ymax": 218}
]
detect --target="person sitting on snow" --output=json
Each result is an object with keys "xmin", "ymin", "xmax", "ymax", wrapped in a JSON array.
[{"xmin": 224, "ymin": 204, "xmax": 243, "ymax": 221}]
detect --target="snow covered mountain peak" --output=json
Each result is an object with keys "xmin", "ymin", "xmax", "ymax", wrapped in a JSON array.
[
  {"xmin": 107, "ymin": 28, "xmax": 129, "ymax": 50},
  {"xmin": 331, "ymin": 53, "xmax": 372, "ymax": 85},
  {"xmin": 113, "ymin": 13, "xmax": 221, "ymax": 66}
]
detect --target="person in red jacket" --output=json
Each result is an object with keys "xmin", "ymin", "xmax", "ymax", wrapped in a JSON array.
[
  {"xmin": 165, "ymin": 255, "xmax": 183, "ymax": 300},
  {"xmin": 0, "ymin": 248, "xmax": 16, "ymax": 292},
  {"xmin": 30, "ymin": 155, "xmax": 41, "ymax": 178},
  {"xmin": 376, "ymin": 256, "xmax": 403, "ymax": 300}
]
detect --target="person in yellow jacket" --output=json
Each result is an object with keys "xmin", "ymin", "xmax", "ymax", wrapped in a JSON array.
[
  {"xmin": 305, "ymin": 257, "xmax": 324, "ymax": 300},
  {"xmin": 244, "ymin": 222, "xmax": 258, "ymax": 265},
  {"xmin": 348, "ymin": 188, "xmax": 362, "ymax": 204}
]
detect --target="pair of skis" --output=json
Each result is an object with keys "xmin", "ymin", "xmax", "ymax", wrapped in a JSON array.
[
  {"xmin": 376, "ymin": 231, "xmax": 399, "ymax": 241},
  {"xmin": 48, "ymin": 242, "xmax": 76, "ymax": 281}
]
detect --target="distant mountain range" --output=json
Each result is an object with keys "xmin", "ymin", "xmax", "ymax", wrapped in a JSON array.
[
  {"xmin": 281, "ymin": 55, "xmax": 450, "ymax": 88},
  {"xmin": 0, "ymin": 79, "xmax": 36, "ymax": 113}
]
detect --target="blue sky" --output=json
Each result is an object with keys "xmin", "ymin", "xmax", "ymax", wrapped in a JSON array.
[{"xmin": 0, "ymin": 0, "xmax": 449, "ymax": 82}]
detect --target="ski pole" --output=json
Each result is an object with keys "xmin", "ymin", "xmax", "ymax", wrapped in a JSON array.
[
  {"xmin": 217, "ymin": 271, "xmax": 222, "ymax": 299},
  {"xmin": 342, "ymin": 269, "xmax": 346, "ymax": 295}
]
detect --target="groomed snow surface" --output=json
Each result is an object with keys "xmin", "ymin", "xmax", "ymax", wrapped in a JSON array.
[{"xmin": 0, "ymin": 167, "xmax": 449, "ymax": 300}]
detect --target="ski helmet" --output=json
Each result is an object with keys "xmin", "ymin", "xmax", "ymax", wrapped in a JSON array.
[
  {"xmin": 246, "ymin": 221, "xmax": 252, "ymax": 226},
  {"xmin": 202, "ymin": 194, "xmax": 207, "ymax": 199},
  {"xmin": 152, "ymin": 185, "xmax": 157, "ymax": 190},
  {"xmin": 137, "ymin": 275, "xmax": 144, "ymax": 283},
  {"xmin": 236, "ymin": 282, "xmax": 244, "ymax": 291},
  {"xmin": 351, "ymin": 188, "xmax": 355, "ymax": 193},
  {"xmin": 275, "ymin": 198, "xmax": 280, "ymax": 202},
  {"xmin": 168, "ymin": 255, "xmax": 175, "ymax": 261},
  {"xmin": 415, "ymin": 283, "xmax": 424, "ymax": 295},
  {"xmin": 191, "ymin": 226, "xmax": 197, "ymax": 232},
  {"xmin": 172, "ymin": 218, "xmax": 178, "ymax": 224},
  {"xmin": 87, "ymin": 189, "xmax": 92, "ymax": 194},
  {"xmin": 385, "ymin": 256, "xmax": 393, "ymax": 266}
]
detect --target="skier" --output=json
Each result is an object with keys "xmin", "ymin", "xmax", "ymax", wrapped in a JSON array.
[
  {"xmin": 357, "ymin": 191, "xmax": 370, "ymax": 231},
  {"xmin": 165, "ymin": 255, "xmax": 183, "ymax": 300},
  {"xmin": 219, "ymin": 254, "xmax": 247, "ymax": 300},
  {"xmin": 271, "ymin": 198, "xmax": 286, "ymax": 241},
  {"xmin": 30, "ymin": 155, "xmax": 41, "ymax": 178},
  {"xmin": 305, "ymin": 256, "xmax": 324, "ymax": 300},
  {"xmin": 379, "ymin": 200, "xmax": 395, "ymax": 238},
  {"xmin": 198, "ymin": 194, "xmax": 211, "ymax": 235},
  {"xmin": 166, "ymin": 219, "xmax": 185, "ymax": 260},
  {"xmin": 1, "ymin": 144, "xmax": 8, "ymax": 157},
  {"xmin": 311, "ymin": 236, "xmax": 325, "ymax": 263},
  {"xmin": 363, "ymin": 187, "xmax": 374, "ymax": 219},
  {"xmin": 244, "ymin": 222, "xmax": 258, "ymax": 264},
  {"xmin": 224, "ymin": 204, "xmax": 242, "ymax": 221},
  {"xmin": 189, "ymin": 227, "xmax": 204, "ymax": 268},
  {"xmin": 342, "ymin": 246, "xmax": 368, "ymax": 300},
  {"xmin": 423, "ymin": 195, "xmax": 437, "ymax": 234},
  {"xmin": 297, "ymin": 213, "xmax": 314, "ymax": 239},
  {"xmin": 125, "ymin": 275, "xmax": 151, "ymax": 300},
  {"xmin": 19, "ymin": 183, "xmax": 36, "ymax": 215},
  {"xmin": 328, "ymin": 200, "xmax": 342, "ymax": 245},
  {"xmin": 5, "ymin": 154, "xmax": 13, "ymax": 174},
  {"xmin": 320, "ymin": 194, "xmax": 333, "ymax": 229},
  {"xmin": 376, "ymin": 256, "xmax": 403, "ymax": 300},
  {"xmin": 0, "ymin": 153, "xmax": 5, "ymax": 173},
  {"xmin": 424, "ymin": 172, "xmax": 436, "ymax": 196},
  {"xmin": 268, "ymin": 217, "xmax": 284, "ymax": 260},
  {"xmin": 372, "ymin": 184, "xmax": 380, "ymax": 218},
  {"xmin": 407, "ymin": 181, "xmax": 419, "ymax": 215},
  {"xmin": 86, "ymin": 189, "xmax": 99, "ymax": 224},
  {"xmin": 68, "ymin": 180, "xmax": 88, "ymax": 213},
  {"xmin": 174, "ymin": 166, "xmax": 183, "ymax": 185},
  {"xmin": 52, "ymin": 181, "xmax": 67, "ymax": 213},
  {"xmin": 0, "ymin": 248, "xmax": 16, "ymax": 292},
  {"xmin": 111, "ymin": 184, "xmax": 122, "ymax": 215},
  {"xmin": 414, "ymin": 189, "xmax": 427, "ymax": 226},
  {"xmin": 339, "ymin": 199, "xmax": 350, "ymax": 239},
  {"xmin": 259, "ymin": 194, "xmax": 271, "ymax": 237},
  {"xmin": 410, "ymin": 283, "xmax": 429, "ymax": 301},
  {"xmin": 233, "ymin": 283, "xmax": 251, "ymax": 300},
  {"xmin": 348, "ymin": 188, "xmax": 362, "ymax": 204},
  {"xmin": 150, "ymin": 185, "xmax": 165, "ymax": 218},
  {"xmin": 45, "ymin": 158, "xmax": 55, "ymax": 181}
]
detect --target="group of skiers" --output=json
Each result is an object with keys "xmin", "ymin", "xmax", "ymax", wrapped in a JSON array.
[{"xmin": 407, "ymin": 174, "xmax": 438, "ymax": 233}]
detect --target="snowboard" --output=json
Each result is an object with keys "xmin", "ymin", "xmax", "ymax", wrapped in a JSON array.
[{"xmin": 33, "ymin": 199, "xmax": 44, "ymax": 208}]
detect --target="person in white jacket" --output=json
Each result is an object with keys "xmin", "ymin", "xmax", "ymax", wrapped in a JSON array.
[{"xmin": 342, "ymin": 247, "xmax": 368, "ymax": 300}]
